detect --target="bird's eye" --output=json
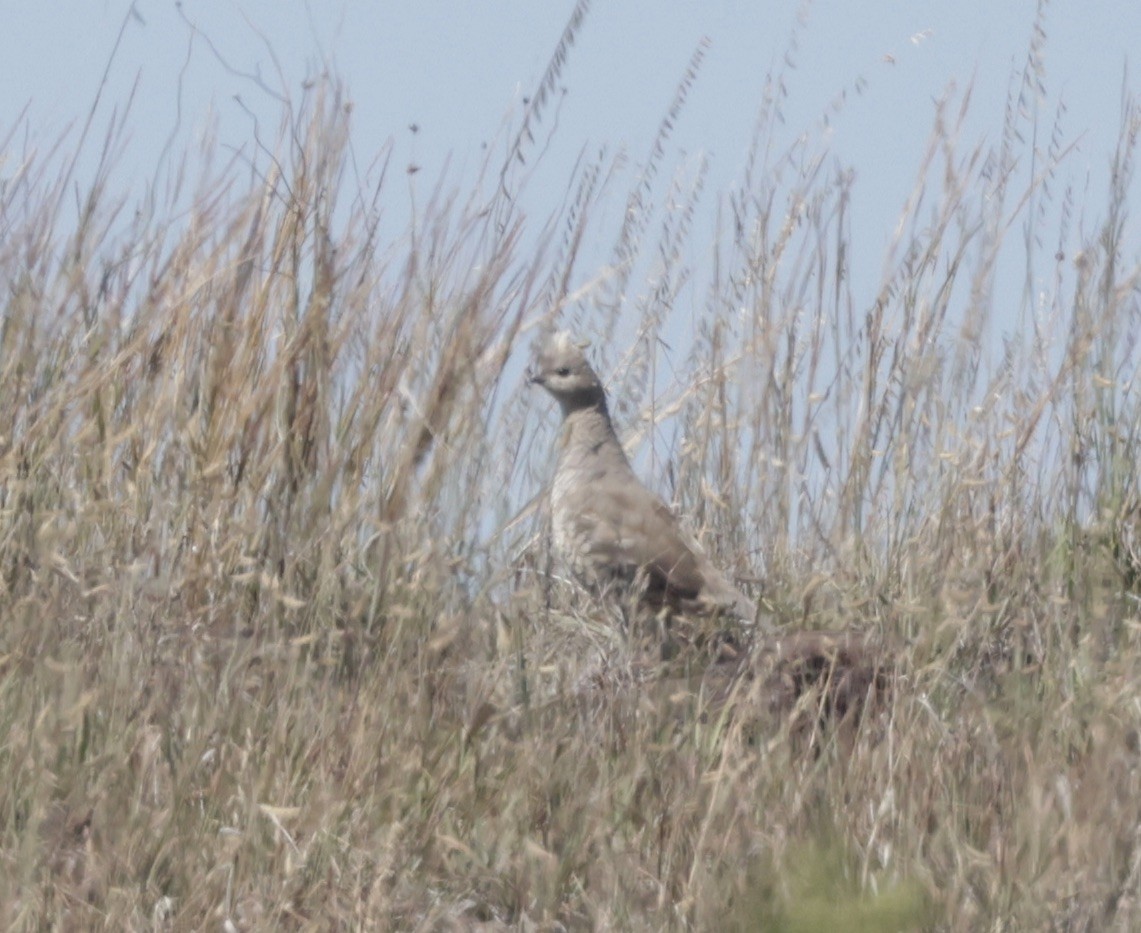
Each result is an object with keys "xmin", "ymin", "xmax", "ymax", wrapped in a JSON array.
[{"xmin": 555, "ymin": 367, "xmax": 571, "ymax": 377}]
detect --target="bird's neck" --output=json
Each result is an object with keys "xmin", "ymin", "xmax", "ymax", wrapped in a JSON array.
[{"xmin": 558, "ymin": 400, "xmax": 628, "ymax": 465}]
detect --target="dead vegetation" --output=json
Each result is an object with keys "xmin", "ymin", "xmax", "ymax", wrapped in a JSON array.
[{"xmin": 1, "ymin": 11, "xmax": 1140, "ymax": 930}]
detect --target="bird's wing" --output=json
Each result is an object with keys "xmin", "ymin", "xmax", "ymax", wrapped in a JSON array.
[{"xmin": 577, "ymin": 476, "xmax": 710, "ymax": 599}]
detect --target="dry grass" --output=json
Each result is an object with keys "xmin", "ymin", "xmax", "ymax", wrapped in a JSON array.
[{"xmin": 2, "ymin": 18, "xmax": 1141, "ymax": 931}]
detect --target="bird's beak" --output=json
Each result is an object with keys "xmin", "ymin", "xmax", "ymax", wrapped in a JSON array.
[{"xmin": 526, "ymin": 367, "xmax": 545, "ymax": 386}]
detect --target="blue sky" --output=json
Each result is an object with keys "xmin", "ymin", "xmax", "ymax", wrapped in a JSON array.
[{"xmin": 3, "ymin": 1, "xmax": 1139, "ymax": 342}]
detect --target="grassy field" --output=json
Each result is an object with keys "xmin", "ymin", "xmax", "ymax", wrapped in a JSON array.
[{"xmin": 2, "ymin": 24, "xmax": 1141, "ymax": 931}]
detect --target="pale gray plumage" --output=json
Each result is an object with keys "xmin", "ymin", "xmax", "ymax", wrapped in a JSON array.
[{"xmin": 529, "ymin": 331, "xmax": 761, "ymax": 626}]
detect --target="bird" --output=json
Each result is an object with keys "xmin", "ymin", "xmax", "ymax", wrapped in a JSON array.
[{"xmin": 528, "ymin": 331, "xmax": 766, "ymax": 631}]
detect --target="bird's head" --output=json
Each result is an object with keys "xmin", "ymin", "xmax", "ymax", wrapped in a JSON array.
[{"xmin": 527, "ymin": 331, "xmax": 606, "ymax": 414}]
